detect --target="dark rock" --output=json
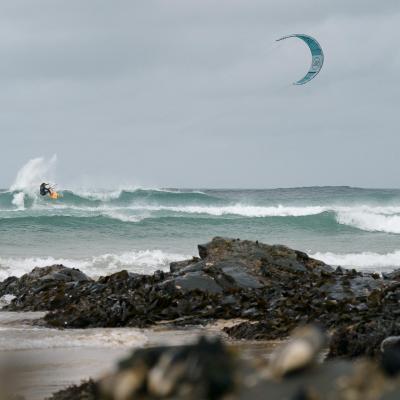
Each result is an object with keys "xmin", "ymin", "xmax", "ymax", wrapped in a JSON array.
[
  {"xmin": 0, "ymin": 237, "xmax": 396, "ymax": 361},
  {"xmin": 214, "ymin": 261, "xmax": 263, "ymax": 289},
  {"xmin": 47, "ymin": 379, "xmax": 97, "ymax": 400},
  {"xmin": 198, "ymin": 237, "xmax": 334, "ymax": 279},
  {"xmin": 381, "ymin": 336, "xmax": 400, "ymax": 353},
  {"xmin": 170, "ymin": 257, "xmax": 200, "ymax": 273},
  {"xmin": 383, "ymin": 269, "xmax": 400, "ymax": 281},
  {"xmin": 161, "ymin": 271, "xmax": 223, "ymax": 294},
  {"xmin": 178, "ymin": 260, "xmax": 206, "ymax": 274},
  {"xmin": 0, "ymin": 265, "xmax": 93, "ymax": 311},
  {"xmin": 381, "ymin": 348, "xmax": 400, "ymax": 377}
]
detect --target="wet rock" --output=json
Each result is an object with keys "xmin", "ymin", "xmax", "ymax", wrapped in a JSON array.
[
  {"xmin": 381, "ymin": 349, "xmax": 400, "ymax": 378},
  {"xmin": 197, "ymin": 237, "xmax": 334, "ymax": 279},
  {"xmin": 0, "ymin": 265, "xmax": 93, "ymax": 311},
  {"xmin": 161, "ymin": 271, "xmax": 223, "ymax": 294},
  {"xmin": 0, "ymin": 237, "xmax": 396, "ymax": 360},
  {"xmin": 170, "ymin": 257, "xmax": 200, "ymax": 273},
  {"xmin": 0, "ymin": 265, "xmax": 91, "ymax": 297},
  {"xmin": 213, "ymin": 261, "xmax": 263, "ymax": 289},
  {"xmin": 328, "ymin": 282, "xmax": 400, "ymax": 358},
  {"xmin": 380, "ymin": 336, "xmax": 400, "ymax": 377},
  {"xmin": 47, "ymin": 379, "xmax": 97, "ymax": 400},
  {"xmin": 381, "ymin": 336, "xmax": 400, "ymax": 353},
  {"xmin": 382, "ymin": 269, "xmax": 400, "ymax": 281}
]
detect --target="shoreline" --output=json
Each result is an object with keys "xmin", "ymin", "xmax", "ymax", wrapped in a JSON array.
[
  {"xmin": 0, "ymin": 311, "xmax": 278, "ymax": 399},
  {"xmin": 2, "ymin": 236, "xmax": 400, "ymax": 398}
]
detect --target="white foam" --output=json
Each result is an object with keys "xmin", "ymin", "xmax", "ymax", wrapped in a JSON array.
[
  {"xmin": 73, "ymin": 188, "xmax": 123, "ymax": 201},
  {"xmin": 0, "ymin": 250, "xmax": 190, "ymax": 280},
  {"xmin": 69, "ymin": 187, "xmax": 205, "ymax": 201},
  {"xmin": 311, "ymin": 250, "xmax": 400, "ymax": 270},
  {"xmin": 125, "ymin": 204, "xmax": 328, "ymax": 217},
  {"xmin": 3, "ymin": 203, "xmax": 329, "ymax": 221},
  {"xmin": 11, "ymin": 192, "xmax": 25, "ymax": 210},
  {"xmin": 10, "ymin": 155, "xmax": 57, "ymax": 194},
  {"xmin": 103, "ymin": 210, "xmax": 144, "ymax": 223},
  {"xmin": 336, "ymin": 210, "xmax": 400, "ymax": 234},
  {"xmin": 6, "ymin": 187, "xmax": 400, "ymax": 236},
  {"xmin": 0, "ymin": 324, "xmax": 148, "ymax": 350},
  {"xmin": 0, "ymin": 294, "xmax": 16, "ymax": 308}
]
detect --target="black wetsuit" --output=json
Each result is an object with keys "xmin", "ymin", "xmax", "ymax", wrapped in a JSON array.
[{"xmin": 40, "ymin": 183, "xmax": 51, "ymax": 196}]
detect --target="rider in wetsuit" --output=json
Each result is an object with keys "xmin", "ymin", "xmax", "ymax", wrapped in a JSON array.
[{"xmin": 40, "ymin": 182, "xmax": 52, "ymax": 196}]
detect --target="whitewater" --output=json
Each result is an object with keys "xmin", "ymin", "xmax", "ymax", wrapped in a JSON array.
[{"xmin": 2, "ymin": 157, "xmax": 400, "ymax": 277}]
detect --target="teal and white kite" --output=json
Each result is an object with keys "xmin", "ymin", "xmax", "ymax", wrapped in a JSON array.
[{"xmin": 276, "ymin": 34, "xmax": 324, "ymax": 85}]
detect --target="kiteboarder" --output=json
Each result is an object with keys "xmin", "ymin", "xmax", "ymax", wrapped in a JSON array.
[{"xmin": 40, "ymin": 182, "xmax": 53, "ymax": 196}]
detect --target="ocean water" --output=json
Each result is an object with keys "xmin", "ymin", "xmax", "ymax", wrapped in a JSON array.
[{"xmin": 2, "ymin": 160, "xmax": 400, "ymax": 279}]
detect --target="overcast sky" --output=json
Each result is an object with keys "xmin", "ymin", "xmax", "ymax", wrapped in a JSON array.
[{"xmin": 1, "ymin": 0, "xmax": 399, "ymax": 188}]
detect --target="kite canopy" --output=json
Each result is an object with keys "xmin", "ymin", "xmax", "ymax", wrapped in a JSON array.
[{"xmin": 276, "ymin": 34, "xmax": 324, "ymax": 85}]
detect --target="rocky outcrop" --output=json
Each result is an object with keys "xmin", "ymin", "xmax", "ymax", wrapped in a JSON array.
[
  {"xmin": 328, "ymin": 282, "xmax": 400, "ymax": 358},
  {"xmin": 0, "ymin": 265, "xmax": 92, "ymax": 311},
  {"xmin": 0, "ymin": 265, "xmax": 91, "ymax": 296},
  {"xmin": 1, "ymin": 237, "xmax": 398, "ymax": 358}
]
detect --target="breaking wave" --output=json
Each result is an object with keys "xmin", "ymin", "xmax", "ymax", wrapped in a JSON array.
[
  {"xmin": 312, "ymin": 250, "xmax": 400, "ymax": 270},
  {"xmin": 5, "ymin": 159, "xmax": 400, "ymax": 234},
  {"xmin": 0, "ymin": 250, "xmax": 190, "ymax": 280},
  {"xmin": 336, "ymin": 209, "xmax": 400, "ymax": 234},
  {"xmin": 4, "ymin": 195, "xmax": 400, "ymax": 235}
]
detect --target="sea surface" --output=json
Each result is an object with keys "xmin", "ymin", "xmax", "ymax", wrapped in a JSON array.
[{"xmin": 2, "ymin": 179, "xmax": 400, "ymax": 279}]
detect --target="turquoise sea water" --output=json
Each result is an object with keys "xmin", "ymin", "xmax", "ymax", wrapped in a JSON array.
[{"xmin": 2, "ymin": 185, "xmax": 400, "ymax": 278}]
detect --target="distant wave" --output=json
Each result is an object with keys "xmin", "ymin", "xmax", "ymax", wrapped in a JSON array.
[
  {"xmin": 0, "ymin": 250, "xmax": 190, "ymax": 280},
  {"xmin": 4, "ymin": 182, "xmax": 400, "ymax": 234},
  {"xmin": 312, "ymin": 250, "xmax": 400, "ymax": 270},
  {"xmin": 0, "ymin": 188, "xmax": 220, "ymax": 211},
  {"xmin": 4, "ymin": 201, "xmax": 400, "ymax": 234},
  {"xmin": 123, "ymin": 204, "xmax": 328, "ymax": 217}
]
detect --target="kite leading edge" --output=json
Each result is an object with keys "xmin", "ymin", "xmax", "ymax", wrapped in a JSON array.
[{"xmin": 276, "ymin": 34, "xmax": 324, "ymax": 85}]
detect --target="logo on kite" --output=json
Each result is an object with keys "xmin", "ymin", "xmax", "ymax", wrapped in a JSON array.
[
  {"xmin": 313, "ymin": 57, "xmax": 321, "ymax": 67},
  {"xmin": 276, "ymin": 34, "xmax": 324, "ymax": 85}
]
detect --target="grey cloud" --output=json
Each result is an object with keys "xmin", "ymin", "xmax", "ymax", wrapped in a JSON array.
[{"xmin": 0, "ymin": 1, "xmax": 399, "ymax": 188}]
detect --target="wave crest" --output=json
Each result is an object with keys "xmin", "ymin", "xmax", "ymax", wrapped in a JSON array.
[
  {"xmin": 10, "ymin": 155, "xmax": 57, "ymax": 193},
  {"xmin": 0, "ymin": 250, "xmax": 190, "ymax": 280},
  {"xmin": 312, "ymin": 250, "xmax": 400, "ymax": 270},
  {"xmin": 336, "ymin": 209, "xmax": 400, "ymax": 234}
]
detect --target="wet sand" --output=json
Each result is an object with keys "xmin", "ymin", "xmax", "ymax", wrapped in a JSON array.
[{"xmin": 1, "ymin": 312, "xmax": 272, "ymax": 399}]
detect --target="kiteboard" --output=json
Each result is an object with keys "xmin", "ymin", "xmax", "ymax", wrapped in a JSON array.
[{"xmin": 49, "ymin": 191, "xmax": 60, "ymax": 199}]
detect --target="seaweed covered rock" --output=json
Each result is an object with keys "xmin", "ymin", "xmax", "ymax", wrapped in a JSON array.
[
  {"xmin": 329, "ymin": 282, "xmax": 400, "ymax": 358},
  {"xmin": 0, "ymin": 265, "xmax": 91, "ymax": 297},
  {"xmin": 0, "ymin": 237, "xmax": 395, "ymax": 359},
  {"xmin": 47, "ymin": 380, "xmax": 97, "ymax": 400},
  {"xmin": 0, "ymin": 265, "xmax": 92, "ymax": 311},
  {"xmin": 197, "ymin": 237, "xmax": 333, "ymax": 278}
]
